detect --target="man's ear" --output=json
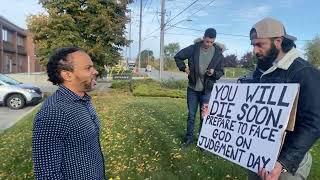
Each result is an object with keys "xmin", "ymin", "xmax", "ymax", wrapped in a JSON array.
[
  {"xmin": 60, "ymin": 70, "xmax": 72, "ymax": 82},
  {"xmin": 274, "ymin": 37, "xmax": 283, "ymax": 49}
]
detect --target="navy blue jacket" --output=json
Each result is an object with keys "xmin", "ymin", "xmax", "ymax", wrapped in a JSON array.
[{"xmin": 251, "ymin": 52, "xmax": 320, "ymax": 174}]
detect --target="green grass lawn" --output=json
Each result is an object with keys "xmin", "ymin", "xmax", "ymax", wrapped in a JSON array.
[
  {"xmin": 224, "ymin": 68, "xmax": 249, "ymax": 78},
  {"xmin": 1, "ymin": 90, "xmax": 320, "ymax": 179}
]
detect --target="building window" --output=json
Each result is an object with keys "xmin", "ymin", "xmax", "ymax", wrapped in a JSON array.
[
  {"xmin": 2, "ymin": 29, "xmax": 8, "ymax": 41},
  {"xmin": 2, "ymin": 29, "xmax": 13, "ymax": 42},
  {"xmin": 7, "ymin": 31, "xmax": 13, "ymax": 43},
  {"xmin": 17, "ymin": 36, "xmax": 25, "ymax": 46}
]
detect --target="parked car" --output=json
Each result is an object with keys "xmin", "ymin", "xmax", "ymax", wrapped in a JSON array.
[
  {"xmin": 237, "ymin": 71, "xmax": 261, "ymax": 83},
  {"xmin": 0, "ymin": 74, "xmax": 43, "ymax": 109},
  {"xmin": 145, "ymin": 65, "xmax": 152, "ymax": 72},
  {"xmin": 237, "ymin": 72, "xmax": 254, "ymax": 83}
]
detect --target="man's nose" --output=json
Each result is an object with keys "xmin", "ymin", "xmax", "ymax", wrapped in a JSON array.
[
  {"xmin": 253, "ymin": 46, "xmax": 259, "ymax": 55},
  {"xmin": 93, "ymin": 68, "xmax": 98, "ymax": 75}
]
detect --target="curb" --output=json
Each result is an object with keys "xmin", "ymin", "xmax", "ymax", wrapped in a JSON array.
[
  {"xmin": 16, "ymin": 102, "xmax": 43, "ymax": 122},
  {"xmin": 0, "ymin": 103, "xmax": 43, "ymax": 133}
]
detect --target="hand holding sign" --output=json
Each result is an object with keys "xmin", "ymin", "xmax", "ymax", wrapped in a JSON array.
[
  {"xmin": 185, "ymin": 67, "xmax": 190, "ymax": 75},
  {"xmin": 201, "ymin": 104, "xmax": 209, "ymax": 119},
  {"xmin": 206, "ymin": 69, "xmax": 214, "ymax": 76},
  {"xmin": 258, "ymin": 161, "xmax": 282, "ymax": 180}
]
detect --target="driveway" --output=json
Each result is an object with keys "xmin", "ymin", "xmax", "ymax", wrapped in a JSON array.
[{"xmin": 0, "ymin": 105, "xmax": 39, "ymax": 132}]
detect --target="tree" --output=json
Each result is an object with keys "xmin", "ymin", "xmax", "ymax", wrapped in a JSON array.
[
  {"xmin": 27, "ymin": 0, "xmax": 133, "ymax": 75},
  {"xmin": 164, "ymin": 42, "xmax": 180, "ymax": 70},
  {"xmin": 164, "ymin": 43, "xmax": 180, "ymax": 59},
  {"xmin": 305, "ymin": 35, "xmax": 320, "ymax": 67},
  {"xmin": 138, "ymin": 49, "xmax": 154, "ymax": 68},
  {"xmin": 239, "ymin": 52, "xmax": 257, "ymax": 70},
  {"xmin": 223, "ymin": 54, "xmax": 238, "ymax": 67}
]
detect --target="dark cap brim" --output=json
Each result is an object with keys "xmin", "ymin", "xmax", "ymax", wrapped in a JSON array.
[{"xmin": 284, "ymin": 34, "xmax": 297, "ymax": 41}]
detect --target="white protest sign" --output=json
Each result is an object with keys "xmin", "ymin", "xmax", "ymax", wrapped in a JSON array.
[{"xmin": 197, "ymin": 83, "xmax": 299, "ymax": 173}]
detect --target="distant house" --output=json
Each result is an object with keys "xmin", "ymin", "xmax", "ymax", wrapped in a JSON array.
[{"xmin": 0, "ymin": 15, "xmax": 42, "ymax": 73}]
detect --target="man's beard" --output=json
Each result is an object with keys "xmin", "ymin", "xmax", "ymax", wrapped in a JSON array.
[
  {"xmin": 81, "ymin": 78, "xmax": 97, "ymax": 92},
  {"xmin": 256, "ymin": 43, "xmax": 279, "ymax": 71}
]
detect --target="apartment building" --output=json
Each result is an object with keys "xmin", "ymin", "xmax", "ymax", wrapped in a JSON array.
[{"xmin": 0, "ymin": 15, "xmax": 42, "ymax": 73}]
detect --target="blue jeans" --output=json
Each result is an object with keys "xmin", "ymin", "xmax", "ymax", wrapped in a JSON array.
[{"xmin": 185, "ymin": 87, "xmax": 210, "ymax": 142}]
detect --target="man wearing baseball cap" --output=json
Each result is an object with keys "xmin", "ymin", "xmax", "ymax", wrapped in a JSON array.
[{"xmin": 248, "ymin": 17, "xmax": 320, "ymax": 180}]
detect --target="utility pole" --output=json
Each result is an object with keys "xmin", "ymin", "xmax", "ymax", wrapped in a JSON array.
[
  {"xmin": 147, "ymin": 49, "xmax": 149, "ymax": 65},
  {"xmin": 159, "ymin": 0, "xmax": 165, "ymax": 80},
  {"xmin": 128, "ymin": 9, "xmax": 132, "ymax": 68},
  {"xmin": 138, "ymin": 0, "xmax": 143, "ymax": 71}
]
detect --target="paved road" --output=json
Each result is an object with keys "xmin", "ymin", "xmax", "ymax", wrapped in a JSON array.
[
  {"xmin": 0, "ymin": 105, "xmax": 38, "ymax": 132},
  {"xmin": 139, "ymin": 68, "xmax": 237, "ymax": 83}
]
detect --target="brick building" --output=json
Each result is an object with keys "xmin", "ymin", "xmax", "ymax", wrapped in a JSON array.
[{"xmin": 0, "ymin": 15, "xmax": 42, "ymax": 73}]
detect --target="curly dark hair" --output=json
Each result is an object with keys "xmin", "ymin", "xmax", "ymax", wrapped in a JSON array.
[{"xmin": 47, "ymin": 47, "xmax": 83, "ymax": 85}]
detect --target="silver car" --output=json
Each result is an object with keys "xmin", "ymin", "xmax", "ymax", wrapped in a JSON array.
[{"xmin": 0, "ymin": 74, "xmax": 43, "ymax": 109}]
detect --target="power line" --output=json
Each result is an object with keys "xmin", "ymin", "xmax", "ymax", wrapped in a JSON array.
[
  {"xmin": 144, "ymin": 0, "xmax": 200, "ymax": 38},
  {"xmin": 143, "ymin": 0, "xmax": 149, "ymax": 12},
  {"xmin": 165, "ymin": 0, "xmax": 216, "ymax": 31},
  {"xmin": 187, "ymin": 0, "xmax": 216, "ymax": 18},
  {"xmin": 296, "ymin": 39, "xmax": 313, "ymax": 42},
  {"xmin": 140, "ymin": 33, "xmax": 199, "ymax": 38},
  {"xmin": 169, "ymin": 25, "xmax": 250, "ymax": 38},
  {"xmin": 165, "ymin": 32, "xmax": 199, "ymax": 37},
  {"xmin": 168, "ymin": 25, "xmax": 202, "ymax": 32},
  {"xmin": 151, "ymin": 9, "xmax": 158, "ymax": 23},
  {"xmin": 147, "ymin": 0, "xmax": 153, "ymax": 11},
  {"xmin": 168, "ymin": 25, "xmax": 312, "ymax": 41},
  {"xmin": 164, "ymin": 0, "xmax": 200, "ymax": 26}
]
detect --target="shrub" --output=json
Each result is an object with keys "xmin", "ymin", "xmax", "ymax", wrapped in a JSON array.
[
  {"xmin": 133, "ymin": 84, "xmax": 186, "ymax": 98},
  {"xmin": 160, "ymin": 79, "xmax": 188, "ymax": 90}
]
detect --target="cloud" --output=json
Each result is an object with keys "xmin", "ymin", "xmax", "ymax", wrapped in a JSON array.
[
  {"xmin": 278, "ymin": 0, "xmax": 301, "ymax": 8},
  {"xmin": 231, "ymin": 5, "xmax": 272, "ymax": 24}
]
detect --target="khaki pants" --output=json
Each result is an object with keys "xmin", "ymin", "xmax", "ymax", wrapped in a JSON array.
[{"xmin": 247, "ymin": 152, "xmax": 312, "ymax": 180}]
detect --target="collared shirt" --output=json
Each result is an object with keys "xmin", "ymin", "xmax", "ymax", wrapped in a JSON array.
[{"xmin": 32, "ymin": 85, "xmax": 105, "ymax": 180}]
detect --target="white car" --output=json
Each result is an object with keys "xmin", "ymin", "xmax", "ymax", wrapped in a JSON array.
[
  {"xmin": 0, "ymin": 74, "xmax": 43, "ymax": 109},
  {"xmin": 145, "ymin": 65, "xmax": 152, "ymax": 72}
]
